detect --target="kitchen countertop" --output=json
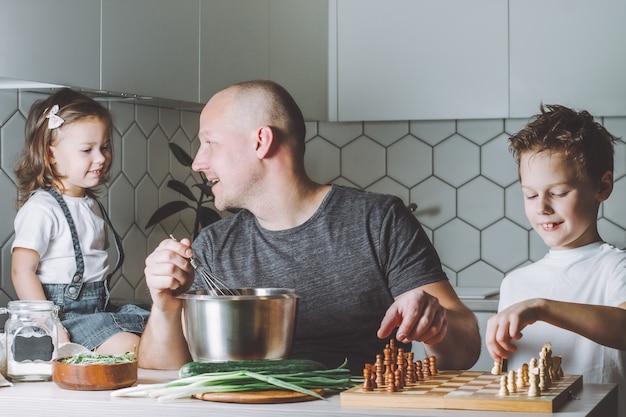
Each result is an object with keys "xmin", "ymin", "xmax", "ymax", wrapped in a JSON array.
[
  {"xmin": 0, "ymin": 369, "xmax": 617, "ymax": 417},
  {"xmin": 455, "ymin": 286, "xmax": 500, "ymax": 312}
]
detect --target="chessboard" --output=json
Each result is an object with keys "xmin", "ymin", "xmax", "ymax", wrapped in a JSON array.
[
  {"xmin": 340, "ymin": 370, "xmax": 582, "ymax": 413},
  {"xmin": 340, "ymin": 340, "xmax": 582, "ymax": 413}
]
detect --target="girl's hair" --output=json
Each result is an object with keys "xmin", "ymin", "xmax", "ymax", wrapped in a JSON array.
[
  {"xmin": 14, "ymin": 88, "xmax": 114, "ymax": 208},
  {"xmin": 509, "ymin": 104, "xmax": 618, "ymax": 184}
]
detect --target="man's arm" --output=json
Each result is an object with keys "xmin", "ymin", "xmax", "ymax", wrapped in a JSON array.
[{"xmin": 137, "ymin": 238, "xmax": 195, "ymax": 369}]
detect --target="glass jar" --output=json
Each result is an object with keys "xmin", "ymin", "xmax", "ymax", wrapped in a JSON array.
[{"xmin": 1, "ymin": 300, "xmax": 59, "ymax": 382}]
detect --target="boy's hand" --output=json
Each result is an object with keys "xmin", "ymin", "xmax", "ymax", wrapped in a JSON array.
[{"xmin": 485, "ymin": 298, "xmax": 544, "ymax": 361}]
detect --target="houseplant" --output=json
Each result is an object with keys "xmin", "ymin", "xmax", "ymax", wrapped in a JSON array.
[{"xmin": 145, "ymin": 143, "xmax": 221, "ymax": 238}]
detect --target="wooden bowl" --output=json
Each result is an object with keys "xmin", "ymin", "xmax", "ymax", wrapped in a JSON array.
[{"xmin": 52, "ymin": 357, "xmax": 138, "ymax": 391}]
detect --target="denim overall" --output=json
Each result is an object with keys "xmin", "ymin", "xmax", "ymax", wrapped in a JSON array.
[{"xmin": 41, "ymin": 189, "xmax": 149, "ymax": 350}]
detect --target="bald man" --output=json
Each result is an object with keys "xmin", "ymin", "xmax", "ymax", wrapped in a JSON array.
[{"xmin": 138, "ymin": 80, "xmax": 480, "ymax": 372}]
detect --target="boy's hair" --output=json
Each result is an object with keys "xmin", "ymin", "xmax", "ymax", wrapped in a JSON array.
[
  {"xmin": 14, "ymin": 88, "xmax": 114, "ymax": 208},
  {"xmin": 509, "ymin": 104, "xmax": 617, "ymax": 183}
]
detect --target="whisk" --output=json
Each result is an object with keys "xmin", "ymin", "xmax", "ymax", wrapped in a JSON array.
[{"xmin": 169, "ymin": 235, "xmax": 240, "ymax": 296}]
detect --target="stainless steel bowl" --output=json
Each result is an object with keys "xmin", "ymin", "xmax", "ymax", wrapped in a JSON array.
[{"xmin": 178, "ymin": 288, "xmax": 299, "ymax": 362}]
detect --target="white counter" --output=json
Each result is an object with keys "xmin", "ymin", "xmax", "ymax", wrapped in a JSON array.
[{"xmin": 0, "ymin": 369, "xmax": 617, "ymax": 417}]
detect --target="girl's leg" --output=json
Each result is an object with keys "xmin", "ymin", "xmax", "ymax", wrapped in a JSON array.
[{"xmin": 95, "ymin": 332, "xmax": 140, "ymax": 354}]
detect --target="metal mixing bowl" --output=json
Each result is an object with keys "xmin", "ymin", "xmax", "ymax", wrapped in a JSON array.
[{"xmin": 179, "ymin": 288, "xmax": 299, "ymax": 362}]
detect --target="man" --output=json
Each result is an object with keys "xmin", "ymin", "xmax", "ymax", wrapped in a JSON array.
[{"xmin": 139, "ymin": 80, "xmax": 480, "ymax": 372}]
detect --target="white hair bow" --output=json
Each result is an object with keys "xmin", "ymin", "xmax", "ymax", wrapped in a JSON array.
[{"xmin": 46, "ymin": 104, "xmax": 64, "ymax": 129}]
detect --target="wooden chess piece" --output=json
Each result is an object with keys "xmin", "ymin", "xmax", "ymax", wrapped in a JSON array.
[
  {"xmin": 394, "ymin": 368, "xmax": 404, "ymax": 390},
  {"xmin": 498, "ymin": 374, "xmax": 509, "ymax": 396},
  {"xmin": 491, "ymin": 360, "xmax": 502, "ymax": 375},
  {"xmin": 528, "ymin": 371, "xmax": 540, "ymax": 397},
  {"xmin": 429, "ymin": 355, "xmax": 437, "ymax": 375},
  {"xmin": 416, "ymin": 360, "xmax": 424, "ymax": 381},
  {"xmin": 363, "ymin": 367, "xmax": 374, "ymax": 391},
  {"xmin": 516, "ymin": 367, "xmax": 525, "ymax": 388},
  {"xmin": 507, "ymin": 370, "xmax": 517, "ymax": 393},
  {"xmin": 375, "ymin": 354, "xmax": 385, "ymax": 387},
  {"xmin": 521, "ymin": 363, "xmax": 530, "ymax": 386}
]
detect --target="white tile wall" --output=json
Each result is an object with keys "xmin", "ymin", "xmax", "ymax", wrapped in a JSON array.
[{"xmin": 1, "ymin": 90, "xmax": 625, "ymax": 308}]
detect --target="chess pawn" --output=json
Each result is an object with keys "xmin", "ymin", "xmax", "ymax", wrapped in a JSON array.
[
  {"xmin": 516, "ymin": 368, "xmax": 525, "ymax": 388},
  {"xmin": 416, "ymin": 360, "xmax": 424, "ymax": 381},
  {"xmin": 394, "ymin": 368, "xmax": 404, "ymax": 390},
  {"xmin": 429, "ymin": 355, "xmax": 437, "ymax": 375},
  {"xmin": 421, "ymin": 357, "xmax": 430, "ymax": 377},
  {"xmin": 491, "ymin": 360, "xmax": 502, "ymax": 375},
  {"xmin": 498, "ymin": 375, "xmax": 509, "ymax": 396},
  {"xmin": 386, "ymin": 372, "xmax": 397, "ymax": 392},
  {"xmin": 521, "ymin": 363, "xmax": 530, "ymax": 386},
  {"xmin": 528, "ymin": 371, "xmax": 540, "ymax": 397},
  {"xmin": 507, "ymin": 370, "xmax": 517, "ymax": 393},
  {"xmin": 363, "ymin": 367, "xmax": 374, "ymax": 391}
]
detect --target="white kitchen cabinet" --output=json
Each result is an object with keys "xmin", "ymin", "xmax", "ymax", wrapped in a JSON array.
[
  {"xmin": 268, "ymin": 0, "xmax": 331, "ymax": 121},
  {"xmin": 199, "ymin": 0, "xmax": 331, "ymax": 121},
  {"xmin": 199, "ymin": 0, "xmax": 270, "ymax": 101},
  {"xmin": 0, "ymin": 0, "xmax": 100, "ymax": 89},
  {"xmin": 101, "ymin": 0, "xmax": 200, "ymax": 102},
  {"xmin": 335, "ymin": 0, "xmax": 509, "ymax": 121},
  {"xmin": 510, "ymin": 0, "xmax": 626, "ymax": 118},
  {"xmin": 266, "ymin": 0, "xmax": 508, "ymax": 121}
]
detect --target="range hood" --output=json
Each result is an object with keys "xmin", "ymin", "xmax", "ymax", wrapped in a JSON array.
[{"xmin": 0, "ymin": 76, "xmax": 204, "ymax": 111}]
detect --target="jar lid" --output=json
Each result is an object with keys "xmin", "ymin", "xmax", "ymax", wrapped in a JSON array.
[{"xmin": 6, "ymin": 300, "xmax": 57, "ymax": 313}]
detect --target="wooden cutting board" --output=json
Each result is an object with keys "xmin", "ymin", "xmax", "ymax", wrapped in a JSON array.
[{"xmin": 194, "ymin": 388, "xmax": 325, "ymax": 404}]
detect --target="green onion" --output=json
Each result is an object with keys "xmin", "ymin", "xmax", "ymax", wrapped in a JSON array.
[{"xmin": 111, "ymin": 365, "xmax": 356, "ymax": 403}]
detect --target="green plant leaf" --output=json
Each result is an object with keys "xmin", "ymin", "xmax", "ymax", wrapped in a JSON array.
[
  {"xmin": 168, "ymin": 179, "xmax": 197, "ymax": 202},
  {"xmin": 169, "ymin": 142, "xmax": 194, "ymax": 167},
  {"xmin": 193, "ymin": 183, "xmax": 214, "ymax": 198},
  {"xmin": 197, "ymin": 206, "xmax": 222, "ymax": 228},
  {"xmin": 145, "ymin": 200, "xmax": 192, "ymax": 228}
]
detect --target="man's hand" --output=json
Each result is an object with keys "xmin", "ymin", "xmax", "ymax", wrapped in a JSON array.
[
  {"xmin": 377, "ymin": 287, "xmax": 448, "ymax": 345},
  {"xmin": 144, "ymin": 237, "xmax": 195, "ymax": 313}
]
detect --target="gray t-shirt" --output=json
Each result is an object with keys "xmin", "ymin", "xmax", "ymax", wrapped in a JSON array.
[{"xmin": 192, "ymin": 185, "xmax": 447, "ymax": 371}]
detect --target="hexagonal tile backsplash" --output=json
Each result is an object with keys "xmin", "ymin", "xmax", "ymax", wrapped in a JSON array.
[{"xmin": 1, "ymin": 90, "xmax": 625, "ymax": 308}]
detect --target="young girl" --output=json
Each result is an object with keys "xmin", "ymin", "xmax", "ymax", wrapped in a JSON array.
[{"xmin": 11, "ymin": 88, "xmax": 149, "ymax": 354}]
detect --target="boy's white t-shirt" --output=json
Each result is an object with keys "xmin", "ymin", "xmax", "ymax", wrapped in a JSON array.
[
  {"xmin": 499, "ymin": 241, "xmax": 626, "ymax": 414},
  {"xmin": 12, "ymin": 190, "xmax": 110, "ymax": 284}
]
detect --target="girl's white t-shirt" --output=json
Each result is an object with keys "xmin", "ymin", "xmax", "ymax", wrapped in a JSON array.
[{"xmin": 12, "ymin": 190, "xmax": 110, "ymax": 284}]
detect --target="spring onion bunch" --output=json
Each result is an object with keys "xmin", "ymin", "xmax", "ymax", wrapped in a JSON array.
[{"xmin": 111, "ymin": 363, "xmax": 355, "ymax": 403}]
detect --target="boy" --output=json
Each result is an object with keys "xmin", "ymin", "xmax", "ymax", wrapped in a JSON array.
[{"xmin": 485, "ymin": 104, "xmax": 626, "ymax": 413}]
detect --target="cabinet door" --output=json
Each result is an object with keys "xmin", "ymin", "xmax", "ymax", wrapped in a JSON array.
[
  {"xmin": 269, "ymin": 0, "xmax": 331, "ymax": 122},
  {"xmin": 510, "ymin": 0, "xmax": 626, "ymax": 118},
  {"xmin": 200, "ymin": 0, "xmax": 270, "ymax": 102},
  {"xmin": 0, "ymin": 0, "xmax": 100, "ymax": 89},
  {"xmin": 101, "ymin": 0, "xmax": 199, "ymax": 102},
  {"xmin": 336, "ymin": 0, "xmax": 508, "ymax": 121}
]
